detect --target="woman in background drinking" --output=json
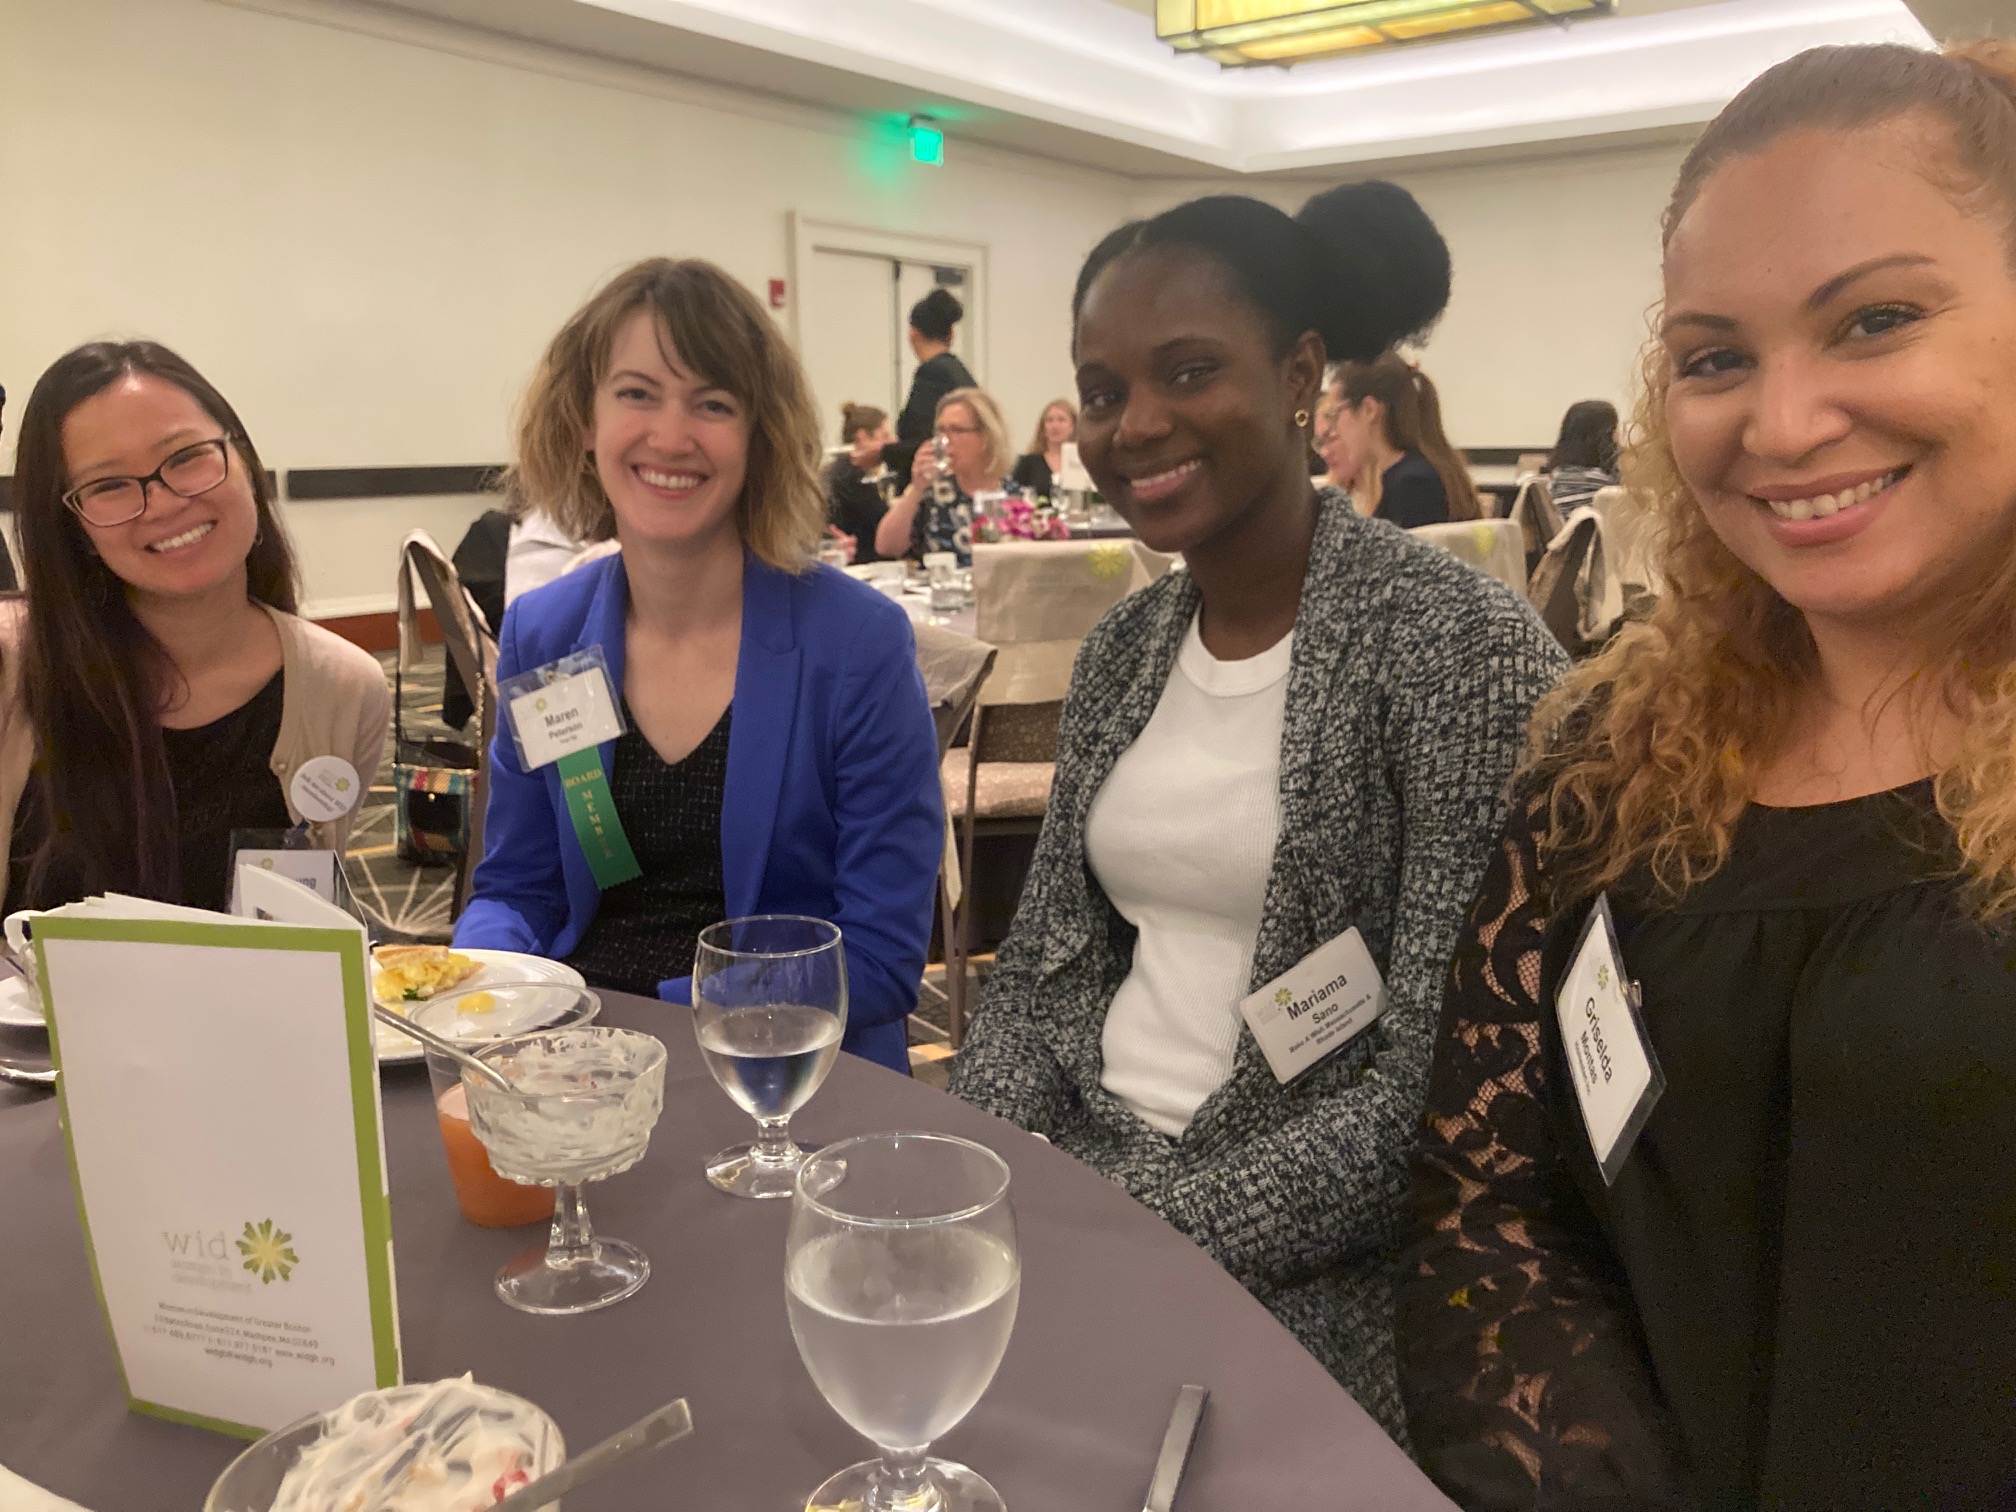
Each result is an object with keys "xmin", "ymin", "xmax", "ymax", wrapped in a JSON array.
[{"xmin": 873, "ymin": 386, "xmax": 1013, "ymax": 566}]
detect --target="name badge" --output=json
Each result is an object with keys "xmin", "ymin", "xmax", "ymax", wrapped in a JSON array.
[
  {"xmin": 498, "ymin": 648, "xmax": 641, "ymax": 891},
  {"xmin": 229, "ymin": 850, "xmax": 340, "ymax": 916},
  {"xmin": 502, "ymin": 651, "xmax": 626, "ymax": 772},
  {"xmin": 1554, "ymin": 894, "xmax": 1665, "ymax": 1185},
  {"xmin": 1239, "ymin": 927, "xmax": 1386, "ymax": 1085}
]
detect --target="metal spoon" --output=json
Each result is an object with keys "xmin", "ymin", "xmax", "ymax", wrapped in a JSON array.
[
  {"xmin": 489, "ymin": 1398, "xmax": 694, "ymax": 1512},
  {"xmin": 369, "ymin": 1005, "xmax": 512, "ymax": 1092}
]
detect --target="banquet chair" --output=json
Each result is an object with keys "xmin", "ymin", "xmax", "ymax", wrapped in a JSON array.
[
  {"xmin": 1528, "ymin": 508, "xmax": 1625, "ymax": 657},
  {"xmin": 1408, "ymin": 519, "xmax": 1526, "ymax": 594},
  {"xmin": 1507, "ymin": 474, "xmax": 1565, "ymax": 578},
  {"xmin": 1589, "ymin": 484, "xmax": 1661, "ymax": 599},
  {"xmin": 396, "ymin": 531, "xmax": 499, "ymax": 918},
  {"xmin": 911, "ymin": 623, "xmax": 998, "ymax": 1042}
]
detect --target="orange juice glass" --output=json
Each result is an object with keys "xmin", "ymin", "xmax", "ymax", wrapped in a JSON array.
[{"xmin": 409, "ymin": 983, "xmax": 599, "ymax": 1228}]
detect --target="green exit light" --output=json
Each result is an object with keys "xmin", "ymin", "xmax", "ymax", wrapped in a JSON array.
[{"xmin": 908, "ymin": 116, "xmax": 944, "ymax": 166}]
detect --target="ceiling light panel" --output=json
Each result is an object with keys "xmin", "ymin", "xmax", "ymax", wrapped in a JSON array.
[{"xmin": 1158, "ymin": 0, "xmax": 1610, "ymax": 64}]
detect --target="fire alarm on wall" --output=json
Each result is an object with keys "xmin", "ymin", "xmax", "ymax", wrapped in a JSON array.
[{"xmin": 768, "ymin": 278, "xmax": 787, "ymax": 309}]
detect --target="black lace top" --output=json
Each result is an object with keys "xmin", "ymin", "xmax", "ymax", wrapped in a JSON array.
[
  {"xmin": 9, "ymin": 671, "xmax": 290, "ymax": 913},
  {"xmin": 565, "ymin": 705, "xmax": 730, "ymax": 997},
  {"xmin": 1400, "ymin": 780, "xmax": 2016, "ymax": 1511}
]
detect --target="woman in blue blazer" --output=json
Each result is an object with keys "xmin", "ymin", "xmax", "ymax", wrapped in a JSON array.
[{"xmin": 455, "ymin": 258, "xmax": 942, "ymax": 1076}]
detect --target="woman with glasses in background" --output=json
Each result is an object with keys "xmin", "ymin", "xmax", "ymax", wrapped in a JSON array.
[
  {"xmin": 874, "ymin": 386, "xmax": 1014, "ymax": 566},
  {"xmin": 1, "ymin": 342, "xmax": 390, "ymax": 911}
]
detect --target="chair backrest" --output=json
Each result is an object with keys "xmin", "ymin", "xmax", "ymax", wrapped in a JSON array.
[
  {"xmin": 397, "ymin": 531, "xmax": 500, "ymax": 914},
  {"xmin": 911, "ymin": 622, "xmax": 998, "ymax": 759},
  {"xmin": 1507, "ymin": 474, "xmax": 1564, "ymax": 575},
  {"xmin": 970, "ymin": 700, "xmax": 1064, "ymax": 765},
  {"xmin": 1408, "ymin": 519, "xmax": 1526, "ymax": 594},
  {"xmin": 1588, "ymin": 485, "xmax": 1660, "ymax": 594},
  {"xmin": 973, "ymin": 538, "xmax": 1154, "ymax": 705},
  {"xmin": 1527, "ymin": 508, "xmax": 1624, "ymax": 655}
]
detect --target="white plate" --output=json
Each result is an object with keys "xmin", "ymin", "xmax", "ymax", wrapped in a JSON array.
[
  {"xmin": 372, "ymin": 949, "xmax": 588, "ymax": 1064},
  {"xmin": 0, "ymin": 972, "xmax": 44, "ymax": 1030}
]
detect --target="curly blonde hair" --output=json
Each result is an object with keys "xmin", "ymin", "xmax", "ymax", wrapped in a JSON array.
[
  {"xmin": 1531, "ymin": 39, "xmax": 2016, "ymax": 916},
  {"xmin": 508, "ymin": 257, "xmax": 825, "ymax": 571}
]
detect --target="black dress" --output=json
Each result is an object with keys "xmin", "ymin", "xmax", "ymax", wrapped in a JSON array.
[
  {"xmin": 565, "ymin": 705, "xmax": 730, "ymax": 997},
  {"xmin": 8, "ymin": 671, "xmax": 291, "ymax": 913},
  {"xmin": 824, "ymin": 457, "xmax": 888, "ymax": 565},
  {"xmin": 1400, "ymin": 780, "xmax": 2016, "ymax": 1511},
  {"xmin": 895, "ymin": 350, "xmax": 976, "ymax": 444},
  {"xmin": 1376, "ymin": 451, "xmax": 1449, "ymax": 529},
  {"xmin": 1011, "ymin": 452, "xmax": 1055, "ymax": 502}
]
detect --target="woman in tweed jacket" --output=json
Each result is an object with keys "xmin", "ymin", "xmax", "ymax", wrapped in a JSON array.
[{"xmin": 949, "ymin": 184, "xmax": 1565, "ymax": 1437}]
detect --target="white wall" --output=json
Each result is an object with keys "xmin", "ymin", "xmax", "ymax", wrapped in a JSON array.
[
  {"xmin": 0, "ymin": 0, "xmax": 1125, "ymax": 612},
  {"xmin": 1132, "ymin": 141, "xmax": 1688, "ymax": 450},
  {"xmin": 1, "ymin": 0, "xmax": 1685, "ymax": 614}
]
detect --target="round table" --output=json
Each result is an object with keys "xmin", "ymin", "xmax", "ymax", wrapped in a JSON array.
[{"xmin": 0, "ymin": 995, "xmax": 1451, "ymax": 1510}]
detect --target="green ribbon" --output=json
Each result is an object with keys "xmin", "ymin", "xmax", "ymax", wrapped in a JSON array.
[{"xmin": 555, "ymin": 747, "xmax": 642, "ymax": 889}]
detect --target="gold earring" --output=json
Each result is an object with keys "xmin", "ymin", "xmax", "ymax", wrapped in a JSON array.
[{"xmin": 1294, "ymin": 409, "xmax": 1311, "ymax": 429}]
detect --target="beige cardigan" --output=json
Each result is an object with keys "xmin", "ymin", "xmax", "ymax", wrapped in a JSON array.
[{"xmin": 0, "ymin": 602, "xmax": 392, "ymax": 909}]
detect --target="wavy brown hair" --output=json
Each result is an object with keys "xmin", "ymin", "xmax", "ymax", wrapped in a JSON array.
[
  {"xmin": 510, "ymin": 257, "xmax": 825, "ymax": 571},
  {"xmin": 1529, "ymin": 40, "xmax": 2016, "ymax": 915},
  {"xmin": 11, "ymin": 341, "xmax": 300, "ymax": 904}
]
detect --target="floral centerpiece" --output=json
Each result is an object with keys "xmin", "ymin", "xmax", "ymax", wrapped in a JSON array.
[{"xmin": 973, "ymin": 490, "xmax": 1072, "ymax": 544}]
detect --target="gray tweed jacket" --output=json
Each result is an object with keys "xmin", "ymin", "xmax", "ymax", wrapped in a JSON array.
[{"xmin": 949, "ymin": 493, "xmax": 1566, "ymax": 1437}]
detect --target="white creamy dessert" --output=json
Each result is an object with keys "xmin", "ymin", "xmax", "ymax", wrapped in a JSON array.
[{"xmin": 268, "ymin": 1377, "xmax": 562, "ymax": 1512}]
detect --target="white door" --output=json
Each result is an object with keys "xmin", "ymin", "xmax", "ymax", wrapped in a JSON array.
[{"xmin": 799, "ymin": 248, "xmax": 901, "ymax": 449}]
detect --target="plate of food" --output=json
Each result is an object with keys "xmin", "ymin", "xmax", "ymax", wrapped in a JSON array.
[{"xmin": 371, "ymin": 946, "xmax": 587, "ymax": 1064}]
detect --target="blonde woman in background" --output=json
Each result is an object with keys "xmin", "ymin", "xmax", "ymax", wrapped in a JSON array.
[
  {"xmin": 1401, "ymin": 40, "xmax": 2016, "ymax": 1510},
  {"xmin": 1324, "ymin": 354, "xmax": 1479, "ymax": 525},
  {"xmin": 457, "ymin": 258, "xmax": 942, "ymax": 1076},
  {"xmin": 874, "ymin": 385, "xmax": 1013, "ymax": 565},
  {"xmin": 1011, "ymin": 397, "xmax": 1078, "ymax": 502}
]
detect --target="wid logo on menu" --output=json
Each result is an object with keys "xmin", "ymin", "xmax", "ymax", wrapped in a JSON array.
[{"xmin": 235, "ymin": 1218, "xmax": 300, "ymax": 1285}]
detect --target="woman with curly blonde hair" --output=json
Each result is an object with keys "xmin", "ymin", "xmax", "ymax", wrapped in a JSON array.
[
  {"xmin": 1400, "ymin": 40, "xmax": 2016, "ymax": 1510},
  {"xmin": 457, "ymin": 258, "xmax": 943, "ymax": 1078}
]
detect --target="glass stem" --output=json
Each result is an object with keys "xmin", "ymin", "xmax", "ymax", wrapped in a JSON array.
[
  {"xmin": 546, "ymin": 1183, "xmax": 596, "ymax": 1268},
  {"xmin": 753, "ymin": 1115, "xmax": 795, "ymax": 1165},
  {"xmin": 871, "ymin": 1446, "xmax": 934, "ymax": 1512}
]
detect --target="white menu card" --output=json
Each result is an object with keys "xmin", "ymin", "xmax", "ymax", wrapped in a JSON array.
[{"xmin": 33, "ymin": 890, "xmax": 399, "ymax": 1437}]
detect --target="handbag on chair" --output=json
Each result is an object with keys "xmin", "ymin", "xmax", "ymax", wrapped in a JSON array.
[{"xmin": 392, "ymin": 533, "xmax": 496, "ymax": 876}]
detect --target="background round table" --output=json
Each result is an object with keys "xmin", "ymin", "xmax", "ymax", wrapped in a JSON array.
[{"xmin": 0, "ymin": 993, "xmax": 1452, "ymax": 1510}]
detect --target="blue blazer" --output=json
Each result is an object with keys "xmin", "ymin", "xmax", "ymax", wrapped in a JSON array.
[{"xmin": 454, "ymin": 552, "xmax": 943, "ymax": 1074}]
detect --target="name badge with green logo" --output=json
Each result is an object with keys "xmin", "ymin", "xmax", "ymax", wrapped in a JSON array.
[
  {"xmin": 499, "ymin": 647, "xmax": 642, "ymax": 890},
  {"xmin": 1239, "ymin": 926, "xmax": 1387, "ymax": 1085}
]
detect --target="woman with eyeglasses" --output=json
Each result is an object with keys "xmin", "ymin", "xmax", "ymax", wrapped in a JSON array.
[
  {"xmin": 873, "ymin": 386, "xmax": 1014, "ymax": 566},
  {"xmin": 1, "ymin": 342, "xmax": 390, "ymax": 912}
]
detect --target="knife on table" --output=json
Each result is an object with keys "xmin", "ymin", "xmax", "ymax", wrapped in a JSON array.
[{"xmin": 1143, "ymin": 1383, "xmax": 1210, "ymax": 1512}]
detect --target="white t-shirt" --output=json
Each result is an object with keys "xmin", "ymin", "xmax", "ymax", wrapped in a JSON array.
[{"xmin": 1086, "ymin": 613, "xmax": 1291, "ymax": 1137}]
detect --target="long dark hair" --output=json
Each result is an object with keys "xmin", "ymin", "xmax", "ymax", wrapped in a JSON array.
[
  {"xmin": 1335, "ymin": 353, "xmax": 1480, "ymax": 521},
  {"xmin": 11, "ymin": 341, "xmax": 300, "ymax": 903},
  {"xmin": 1546, "ymin": 399, "xmax": 1620, "ymax": 473}
]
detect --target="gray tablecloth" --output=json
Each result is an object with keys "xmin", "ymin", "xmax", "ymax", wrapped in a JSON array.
[{"xmin": 0, "ymin": 997, "xmax": 1450, "ymax": 1510}]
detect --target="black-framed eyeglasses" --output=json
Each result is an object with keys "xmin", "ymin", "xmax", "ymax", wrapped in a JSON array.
[{"xmin": 62, "ymin": 437, "xmax": 233, "ymax": 528}]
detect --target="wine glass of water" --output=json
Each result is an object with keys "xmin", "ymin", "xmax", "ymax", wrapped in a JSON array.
[
  {"xmin": 693, "ymin": 915, "xmax": 847, "ymax": 1199},
  {"xmin": 787, "ymin": 1132, "xmax": 1020, "ymax": 1512}
]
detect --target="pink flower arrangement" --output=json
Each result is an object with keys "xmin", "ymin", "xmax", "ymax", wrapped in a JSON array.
[{"xmin": 974, "ymin": 492, "xmax": 1072, "ymax": 544}]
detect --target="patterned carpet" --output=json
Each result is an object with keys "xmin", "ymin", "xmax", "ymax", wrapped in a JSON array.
[{"xmin": 348, "ymin": 646, "xmax": 965, "ymax": 1083}]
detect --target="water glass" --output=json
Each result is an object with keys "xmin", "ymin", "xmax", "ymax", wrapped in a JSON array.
[
  {"xmin": 787, "ymin": 1132, "xmax": 1019, "ymax": 1512},
  {"xmin": 463, "ymin": 1025, "xmax": 667, "ymax": 1314},
  {"xmin": 693, "ymin": 915, "xmax": 847, "ymax": 1199}
]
